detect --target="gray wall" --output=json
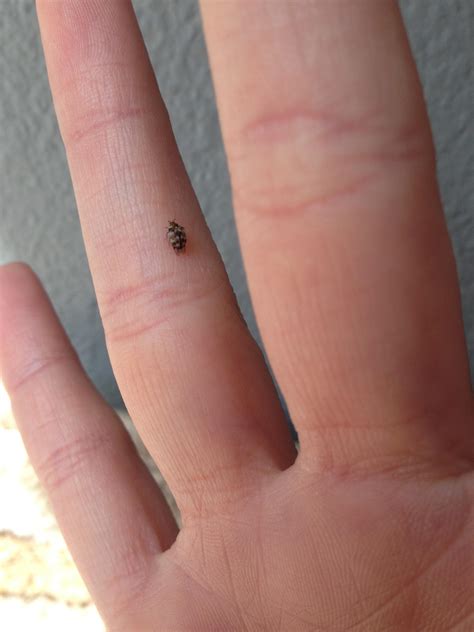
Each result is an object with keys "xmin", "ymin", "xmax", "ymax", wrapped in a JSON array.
[{"xmin": 1, "ymin": 0, "xmax": 473, "ymax": 407}]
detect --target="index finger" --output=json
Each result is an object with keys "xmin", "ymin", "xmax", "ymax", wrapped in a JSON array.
[{"xmin": 200, "ymin": 0, "xmax": 474, "ymax": 472}]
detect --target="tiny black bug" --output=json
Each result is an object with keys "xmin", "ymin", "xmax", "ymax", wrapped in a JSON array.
[{"xmin": 167, "ymin": 220, "xmax": 187, "ymax": 253}]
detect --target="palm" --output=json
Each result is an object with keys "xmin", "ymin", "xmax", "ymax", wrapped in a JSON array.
[
  {"xmin": 115, "ymin": 472, "xmax": 472, "ymax": 631},
  {"xmin": 1, "ymin": 1, "xmax": 473, "ymax": 630}
]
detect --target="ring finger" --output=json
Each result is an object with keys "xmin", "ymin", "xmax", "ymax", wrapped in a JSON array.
[{"xmin": 36, "ymin": 0, "xmax": 295, "ymax": 521}]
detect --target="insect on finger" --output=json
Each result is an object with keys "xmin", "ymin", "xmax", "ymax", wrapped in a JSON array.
[{"xmin": 167, "ymin": 220, "xmax": 187, "ymax": 254}]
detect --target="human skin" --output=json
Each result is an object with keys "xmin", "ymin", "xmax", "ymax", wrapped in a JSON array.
[{"xmin": 0, "ymin": 0, "xmax": 473, "ymax": 629}]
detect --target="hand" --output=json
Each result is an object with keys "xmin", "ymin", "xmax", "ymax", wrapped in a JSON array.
[{"xmin": 1, "ymin": 1, "xmax": 473, "ymax": 630}]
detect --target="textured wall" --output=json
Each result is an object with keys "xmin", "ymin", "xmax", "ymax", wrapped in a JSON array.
[{"xmin": 1, "ymin": 0, "xmax": 473, "ymax": 406}]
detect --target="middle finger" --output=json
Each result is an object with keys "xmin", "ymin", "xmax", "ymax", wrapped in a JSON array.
[{"xmin": 200, "ymin": 0, "xmax": 473, "ymax": 472}]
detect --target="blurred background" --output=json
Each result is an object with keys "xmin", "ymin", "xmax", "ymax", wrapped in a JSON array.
[{"xmin": 0, "ymin": 0, "xmax": 473, "ymax": 629}]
